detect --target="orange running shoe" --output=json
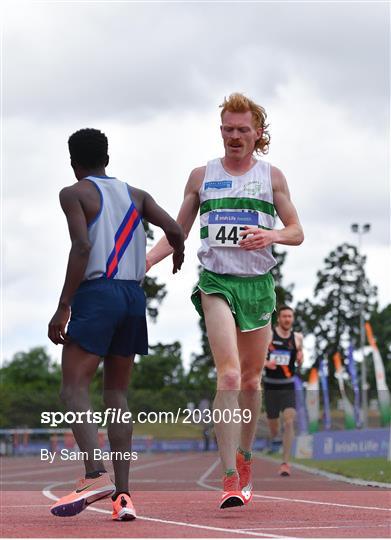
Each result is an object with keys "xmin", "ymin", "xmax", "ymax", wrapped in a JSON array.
[
  {"xmin": 50, "ymin": 473, "xmax": 115, "ymax": 517},
  {"xmin": 219, "ymin": 472, "xmax": 244, "ymax": 509},
  {"xmin": 279, "ymin": 462, "xmax": 291, "ymax": 477},
  {"xmin": 112, "ymin": 493, "xmax": 136, "ymax": 521},
  {"xmin": 236, "ymin": 451, "xmax": 253, "ymax": 504}
]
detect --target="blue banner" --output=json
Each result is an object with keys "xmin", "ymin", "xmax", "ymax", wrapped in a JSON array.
[
  {"xmin": 294, "ymin": 375, "xmax": 309, "ymax": 434},
  {"xmin": 312, "ymin": 428, "xmax": 390, "ymax": 459},
  {"xmin": 347, "ymin": 344, "xmax": 362, "ymax": 428},
  {"xmin": 319, "ymin": 358, "xmax": 332, "ymax": 430}
]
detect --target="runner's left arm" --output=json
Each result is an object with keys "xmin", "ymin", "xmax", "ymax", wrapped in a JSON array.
[
  {"xmin": 239, "ymin": 166, "xmax": 304, "ymax": 250},
  {"xmin": 48, "ymin": 187, "xmax": 91, "ymax": 345}
]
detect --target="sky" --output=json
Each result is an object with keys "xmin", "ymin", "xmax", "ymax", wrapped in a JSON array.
[{"xmin": 2, "ymin": 1, "xmax": 390, "ymax": 369}]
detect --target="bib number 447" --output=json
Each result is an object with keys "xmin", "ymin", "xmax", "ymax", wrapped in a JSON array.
[{"xmin": 215, "ymin": 225, "xmax": 246, "ymax": 246}]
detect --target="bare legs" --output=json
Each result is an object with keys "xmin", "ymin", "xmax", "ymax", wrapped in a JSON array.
[
  {"xmin": 103, "ymin": 354, "xmax": 134, "ymax": 494},
  {"xmin": 281, "ymin": 408, "xmax": 296, "ymax": 463},
  {"xmin": 267, "ymin": 407, "xmax": 296, "ymax": 463},
  {"xmin": 60, "ymin": 342, "xmax": 104, "ymax": 474},
  {"xmin": 60, "ymin": 341, "xmax": 134, "ymax": 493},
  {"xmin": 201, "ymin": 292, "xmax": 271, "ymax": 473},
  {"xmin": 202, "ymin": 294, "xmax": 241, "ymax": 471},
  {"xmin": 237, "ymin": 325, "xmax": 271, "ymax": 453}
]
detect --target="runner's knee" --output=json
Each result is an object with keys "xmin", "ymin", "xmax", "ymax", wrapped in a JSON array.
[
  {"xmin": 217, "ymin": 368, "xmax": 241, "ymax": 390},
  {"xmin": 241, "ymin": 376, "xmax": 261, "ymax": 391},
  {"xmin": 240, "ymin": 370, "xmax": 261, "ymax": 391},
  {"xmin": 283, "ymin": 413, "xmax": 295, "ymax": 430},
  {"xmin": 103, "ymin": 388, "xmax": 128, "ymax": 409},
  {"xmin": 59, "ymin": 385, "xmax": 88, "ymax": 410}
]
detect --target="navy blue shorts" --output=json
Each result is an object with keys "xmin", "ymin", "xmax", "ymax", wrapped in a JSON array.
[
  {"xmin": 67, "ymin": 278, "xmax": 148, "ymax": 357},
  {"xmin": 264, "ymin": 385, "xmax": 296, "ymax": 419}
]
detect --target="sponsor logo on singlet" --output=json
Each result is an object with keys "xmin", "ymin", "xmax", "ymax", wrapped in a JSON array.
[
  {"xmin": 208, "ymin": 211, "xmax": 258, "ymax": 248},
  {"xmin": 204, "ymin": 180, "xmax": 233, "ymax": 190},
  {"xmin": 243, "ymin": 180, "xmax": 262, "ymax": 196}
]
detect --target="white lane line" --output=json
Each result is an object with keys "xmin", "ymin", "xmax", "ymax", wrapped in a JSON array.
[
  {"xmin": 255, "ymin": 452, "xmax": 391, "ymax": 489},
  {"xmin": 43, "ymin": 485, "xmax": 283, "ymax": 539},
  {"xmin": 199, "ymin": 458, "xmax": 391, "ymax": 513},
  {"xmin": 251, "ymin": 493, "xmax": 391, "ymax": 512},
  {"xmin": 241, "ymin": 524, "xmax": 390, "ymax": 531},
  {"xmin": 2, "ymin": 478, "xmax": 197, "ymax": 485},
  {"xmin": 128, "ymin": 453, "xmax": 196, "ymax": 472},
  {"xmin": 195, "ymin": 457, "xmax": 292, "ymax": 539},
  {"xmin": 2, "ymin": 464, "xmax": 83, "ymax": 478},
  {"xmin": 1, "ymin": 481, "xmax": 74, "ymax": 485},
  {"xmin": 3, "ymin": 453, "xmax": 194, "ymax": 479},
  {"xmin": 197, "ymin": 457, "xmax": 220, "ymax": 491},
  {"xmin": 1, "ymin": 504, "xmax": 52, "ymax": 508},
  {"xmin": 42, "ymin": 455, "xmax": 287, "ymax": 539}
]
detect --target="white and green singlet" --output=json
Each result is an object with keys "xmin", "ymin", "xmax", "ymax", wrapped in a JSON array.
[{"xmin": 197, "ymin": 158, "xmax": 276, "ymax": 276}]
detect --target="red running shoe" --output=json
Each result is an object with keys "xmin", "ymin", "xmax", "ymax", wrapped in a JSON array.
[
  {"xmin": 236, "ymin": 451, "xmax": 253, "ymax": 504},
  {"xmin": 219, "ymin": 472, "xmax": 244, "ymax": 509}
]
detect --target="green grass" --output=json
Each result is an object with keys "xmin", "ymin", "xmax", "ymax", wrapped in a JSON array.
[
  {"xmin": 133, "ymin": 417, "xmax": 204, "ymax": 439},
  {"xmin": 292, "ymin": 457, "xmax": 390, "ymax": 483}
]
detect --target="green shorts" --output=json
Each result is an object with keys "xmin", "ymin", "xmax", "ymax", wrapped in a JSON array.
[{"xmin": 191, "ymin": 269, "xmax": 276, "ymax": 332}]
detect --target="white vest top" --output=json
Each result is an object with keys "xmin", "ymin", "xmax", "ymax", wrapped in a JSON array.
[
  {"xmin": 197, "ymin": 158, "xmax": 276, "ymax": 276},
  {"xmin": 83, "ymin": 176, "xmax": 146, "ymax": 282}
]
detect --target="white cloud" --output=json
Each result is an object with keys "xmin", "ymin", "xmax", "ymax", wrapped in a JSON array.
[{"xmin": 2, "ymin": 1, "xmax": 389, "ymax": 366}]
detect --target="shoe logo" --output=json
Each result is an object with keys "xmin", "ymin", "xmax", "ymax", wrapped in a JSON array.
[
  {"xmin": 259, "ymin": 312, "xmax": 271, "ymax": 321},
  {"xmin": 241, "ymin": 489, "xmax": 252, "ymax": 501},
  {"xmin": 75, "ymin": 482, "xmax": 96, "ymax": 493}
]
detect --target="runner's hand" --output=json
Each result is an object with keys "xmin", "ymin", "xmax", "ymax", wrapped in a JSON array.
[
  {"xmin": 239, "ymin": 226, "xmax": 277, "ymax": 250},
  {"xmin": 172, "ymin": 249, "xmax": 184, "ymax": 274},
  {"xmin": 265, "ymin": 359, "xmax": 277, "ymax": 370},
  {"xmin": 48, "ymin": 305, "xmax": 70, "ymax": 345}
]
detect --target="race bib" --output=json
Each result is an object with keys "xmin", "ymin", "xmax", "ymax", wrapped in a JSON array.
[
  {"xmin": 270, "ymin": 350, "xmax": 291, "ymax": 366},
  {"xmin": 208, "ymin": 211, "xmax": 258, "ymax": 248}
]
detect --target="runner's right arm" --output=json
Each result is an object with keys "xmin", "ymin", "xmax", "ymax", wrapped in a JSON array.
[
  {"xmin": 146, "ymin": 167, "xmax": 204, "ymax": 271},
  {"xmin": 141, "ymin": 191, "xmax": 185, "ymax": 274}
]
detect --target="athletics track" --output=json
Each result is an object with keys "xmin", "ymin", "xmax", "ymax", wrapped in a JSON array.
[{"xmin": 1, "ymin": 451, "xmax": 390, "ymax": 538}]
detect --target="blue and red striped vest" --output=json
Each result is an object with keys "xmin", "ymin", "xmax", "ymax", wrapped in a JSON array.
[{"xmin": 83, "ymin": 176, "xmax": 146, "ymax": 282}]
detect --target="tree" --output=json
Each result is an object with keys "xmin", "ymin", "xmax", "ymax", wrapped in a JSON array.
[
  {"xmin": 295, "ymin": 243, "xmax": 378, "ymax": 400},
  {"xmin": 187, "ymin": 315, "xmax": 216, "ymax": 404},
  {"xmin": 296, "ymin": 243, "xmax": 377, "ymax": 359},
  {"xmin": 270, "ymin": 246, "xmax": 294, "ymax": 308},
  {"xmin": 369, "ymin": 304, "xmax": 391, "ymax": 389},
  {"xmin": 0, "ymin": 347, "xmax": 62, "ymax": 427},
  {"xmin": 129, "ymin": 341, "xmax": 188, "ymax": 413},
  {"xmin": 143, "ymin": 221, "xmax": 167, "ymax": 321}
]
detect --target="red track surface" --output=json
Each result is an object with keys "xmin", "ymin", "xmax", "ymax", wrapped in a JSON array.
[{"xmin": 1, "ymin": 452, "xmax": 390, "ymax": 538}]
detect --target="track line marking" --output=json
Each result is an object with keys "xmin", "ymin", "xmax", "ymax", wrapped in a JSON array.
[
  {"xmin": 241, "ymin": 524, "xmax": 390, "ymax": 531},
  {"xmin": 2, "ymin": 464, "xmax": 83, "ymax": 478},
  {"xmin": 43, "ymin": 485, "xmax": 284, "ymax": 539},
  {"xmin": 252, "ymin": 493, "xmax": 391, "ymax": 512},
  {"xmin": 195, "ymin": 457, "xmax": 293, "ymax": 539},
  {"xmin": 199, "ymin": 457, "xmax": 391, "ymax": 513},
  {"xmin": 3, "ymin": 453, "xmax": 195, "ymax": 479},
  {"xmin": 42, "ymin": 455, "xmax": 290, "ymax": 539},
  {"xmin": 255, "ymin": 452, "xmax": 391, "ymax": 489},
  {"xmin": 2, "ymin": 504, "xmax": 52, "ymax": 508}
]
